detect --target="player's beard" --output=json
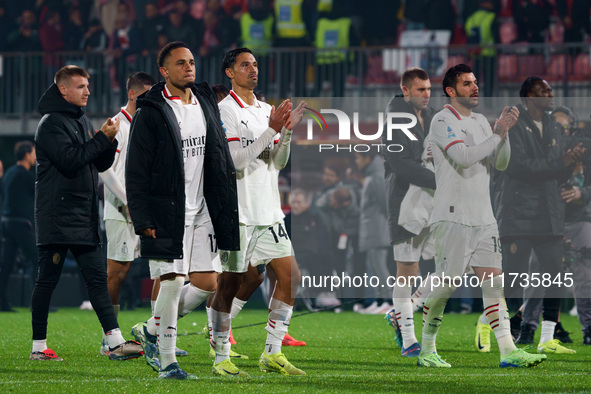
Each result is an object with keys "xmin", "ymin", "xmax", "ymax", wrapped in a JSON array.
[
  {"xmin": 456, "ymin": 95, "xmax": 479, "ymax": 109},
  {"xmin": 170, "ymin": 79, "xmax": 195, "ymax": 91}
]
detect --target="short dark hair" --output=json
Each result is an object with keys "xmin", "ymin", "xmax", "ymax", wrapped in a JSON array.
[
  {"xmin": 221, "ymin": 47, "xmax": 253, "ymax": 77},
  {"xmin": 519, "ymin": 76, "xmax": 544, "ymax": 98},
  {"xmin": 126, "ymin": 71, "xmax": 157, "ymax": 91},
  {"xmin": 401, "ymin": 67, "xmax": 429, "ymax": 89},
  {"xmin": 14, "ymin": 141, "xmax": 34, "ymax": 161},
  {"xmin": 552, "ymin": 105, "xmax": 577, "ymax": 124},
  {"xmin": 157, "ymin": 41, "xmax": 190, "ymax": 68},
  {"xmin": 54, "ymin": 65, "xmax": 90, "ymax": 86},
  {"xmin": 442, "ymin": 64, "xmax": 473, "ymax": 97},
  {"xmin": 212, "ymin": 83, "xmax": 230, "ymax": 102}
]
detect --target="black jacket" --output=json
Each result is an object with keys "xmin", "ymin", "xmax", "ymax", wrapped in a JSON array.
[
  {"xmin": 126, "ymin": 81, "xmax": 239, "ymax": 259},
  {"xmin": 383, "ymin": 96, "xmax": 436, "ymax": 244},
  {"xmin": 494, "ymin": 104, "xmax": 573, "ymax": 237},
  {"xmin": 34, "ymin": 83, "xmax": 117, "ymax": 246}
]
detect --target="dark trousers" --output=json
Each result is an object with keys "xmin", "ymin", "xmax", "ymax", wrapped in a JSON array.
[
  {"xmin": 501, "ymin": 235, "xmax": 563, "ymax": 322},
  {"xmin": 0, "ymin": 218, "xmax": 38, "ymax": 306},
  {"xmin": 31, "ymin": 244, "xmax": 117, "ymax": 340}
]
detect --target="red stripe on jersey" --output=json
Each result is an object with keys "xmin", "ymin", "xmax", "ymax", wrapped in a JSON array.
[
  {"xmin": 163, "ymin": 86, "xmax": 180, "ymax": 101},
  {"xmin": 227, "ymin": 137, "xmax": 240, "ymax": 142},
  {"xmin": 229, "ymin": 91, "xmax": 244, "ymax": 108},
  {"xmin": 120, "ymin": 109, "xmax": 132, "ymax": 123},
  {"xmin": 444, "ymin": 105, "xmax": 462, "ymax": 120},
  {"xmin": 274, "ymin": 139, "xmax": 279, "ymax": 145},
  {"xmin": 116, "ymin": 149, "xmax": 121, "ymax": 153},
  {"xmin": 444, "ymin": 140, "xmax": 464, "ymax": 151}
]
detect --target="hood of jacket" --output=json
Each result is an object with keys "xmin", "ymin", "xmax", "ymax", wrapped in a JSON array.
[{"xmin": 38, "ymin": 83, "xmax": 85, "ymax": 118}]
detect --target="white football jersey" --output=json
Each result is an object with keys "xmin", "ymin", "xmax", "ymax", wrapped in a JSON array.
[
  {"xmin": 163, "ymin": 85, "xmax": 207, "ymax": 223},
  {"xmin": 103, "ymin": 108, "xmax": 132, "ymax": 221},
  {"xmin": 219, "ymin": 91, "xmax": 283, "ymax": 226},
  {"xmin": 429, "ymin": 104, "xmax": 498, "ymax": 226}
]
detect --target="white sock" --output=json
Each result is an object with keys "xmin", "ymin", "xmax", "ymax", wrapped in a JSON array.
[
  {"xmin": 479, "ymin": 312, "xmax": 488, "ymax": 325},
  {"xmin": 105, "ymin": 328, "xmax": 126, "ymax": 349},
  {"xmin": 211, "ymin": 309, "xmax": 232, "ymax": 364},
  {"xmin": 32, "ymin": 339, "xmax": 47, "ymax": 353},
  {"xmin": 103, "ymin": 304, "xmax": 121, "ymax": 342},
  {"xmin": 481, "ymin": 276, "xmax": 515, "ymax": 356},
  {"xmin": 393, "ymin": 281, "xmax": 417, "ymax": 348},
  {"xmin": 178, "ymin": 283, "xmax": 213, "ymax": 318},
  {"xmin": 146, "ymin": 316, "xmax": 157, "ymax": 336},
  {"xmin": 230, "ymin": 298, "xmax": 248, "ymax": 320},
  {"xmin": 411, "ymin": 273, "xmax": 434, "ymax": 312},
  {"xmin": 154, "ymin": 276, "xmax": 184, "ymax": 370},
  {"xmin": 265, "ymin": 298, "xmax": 293, "ymax": 355},
  {"xmin": 420, "ymin": 281, "xmax": 455, "ymax": 356},
  {"xmin": 540, "ymin": 320, "xmax": 557, "ymax": 345},
  {"xmin": 151, "ymin": 300, "xmax": 156, "ymax": 315}
]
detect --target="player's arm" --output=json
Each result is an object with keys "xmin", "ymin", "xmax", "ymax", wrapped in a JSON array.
[
  {"xmin": 92, "ymin": 117, "xmax": 120, "ymax": 172},
  {"xmin": 490, "ymin": 106, "xmax": 518, "ymax": 171},
  {"xmin": 99, "ymin": 168, "xmax": 127, "ymax": 204},
  {"xmin": 492, "ymin": 134, "xmax": 511, "ymax": 171},
  {"xmin": 384, "ymin": 122, "xmax": 435, "ymax": 190},
  {"xmin": 270, "ymin": 101, "xmax": 304, "ymax": 170},
  {"xmin": 35, "ymin": 115, "xmax": 118, "ymax": 177},
  {"xmin": 125, "ymin": 107, "xmax": 156, "ymax": 234},
  {"xmin": 222, "ymin": 101, "xmax": 289, "ymax": 170},
  {"xmin": 445, "ymin": 107, "xmax": 516, "ymax": 168}
]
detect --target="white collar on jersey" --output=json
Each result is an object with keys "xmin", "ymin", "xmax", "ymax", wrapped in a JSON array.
[
  {"xmin": 163, "ymin": 84, "xmax": 198, "ymax": 105},
  {"xmin": 229, "ymin": 90, "xmax": 261, "ymax": 109}
]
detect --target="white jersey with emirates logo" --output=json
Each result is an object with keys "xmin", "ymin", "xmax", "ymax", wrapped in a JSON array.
[
  {"xmin": 103, "ymin": 108, "xmax": 133, "ymax": 221},
  {"xmin": 162, "ymin": 85, "xmax": 207, "ymax": 224},
  {"xmin": 219, "ymin": 91, "xmax": 282, "ymax": 226},
  {"xmin": 429, "ymin": 105, "xmax": 506, "ymax": 227}
]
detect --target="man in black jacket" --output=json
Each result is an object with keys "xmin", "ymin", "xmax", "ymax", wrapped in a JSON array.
[
  {"xmin": 383, "ymin": 68, "xmax": 436, "ymax": 357},
  {"xmin": 126, "ymin": 41, "xmax": 239, "ymax": 380},
  {"xmin": 32, "ymin": 65, "xmax": 143, "ymax": 361},
  {"xmin": 0, "ymin": 141, "xmax": 36, "ymax": 312},
  {"xmin": 494, "ymin": 76, "xmax": 583, "ymax": 354}
]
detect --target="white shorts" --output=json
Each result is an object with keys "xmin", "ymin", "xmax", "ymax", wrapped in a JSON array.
[
  {"xmin": 431, "ymin": 221, "xmax": 502, "ymax": 278},
  {"xmin": 393, "ymin": 226, "xmax": 434, "ymax": 263},
  {"xmin": 105, "ymin": 220, "xmax": 140, "ymax": 262},
  {"xmin": 220, "ymin": 220, "xmax": 292, "ymax": 273},
  {"xmin": 149, "ymin": 212, "xmax": 221, "ymax": 279}
]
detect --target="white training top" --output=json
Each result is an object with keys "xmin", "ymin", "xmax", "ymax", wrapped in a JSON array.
[
  {"xmin": 102, "ymin": 108, "xmax": 132, "ymax": 221},
  {"xmin": 429, "ymin": 104, "xmax": 509, "ymax": 226},
  {"xmin": 163, "ymin": 84, "xmax": 207, "ymax": 224},
  {"xmin": 219, "ymin": 90, "xmax": 283, "ymax": 226}
]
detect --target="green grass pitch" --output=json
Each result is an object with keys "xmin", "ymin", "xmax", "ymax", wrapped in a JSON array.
[{"xmin": 1, "ymin": 308, "xmax": 590, "ymax": 392}]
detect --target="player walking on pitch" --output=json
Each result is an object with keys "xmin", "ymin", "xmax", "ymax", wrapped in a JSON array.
[
  {"xmin": 209, "ymin": 47, "xmax": 306, "ymax": 377},
  {"xmin": 417, "ymin": 64, "xmax": 546, "ymax": 368}
]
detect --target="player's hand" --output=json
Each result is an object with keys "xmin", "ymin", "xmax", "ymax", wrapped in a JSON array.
[
  {"xmin": 562, "ymin": 143, "xmax": 586, "ymax": 166},
  {"xmin": 285, "ymin": 100, "xmax": 307, "ymax": 131},
  {"xmin": 141, "ymin": 228, "xmax": 156, "ymax": 238},
  {"xmin": 561, "ymin": 186, "xmax": 582, "ymax": 204},
  {"xmin": 421, "ymin": 145, "xmax": 433, "ymax": 163},
  {"xmin": 269, "ymin": 99, "xmax": 291, "ymax": 133},
  {"xmin": 493, "ymin": 106, "xmax": 519, "ymax": 139},
  {"xmin": 100, "ymin": 117, "xmax": 120, "ymax": 142},
  {"xmin": 125, "ymin": 205, "xmax": 131, "ymax": 222}
]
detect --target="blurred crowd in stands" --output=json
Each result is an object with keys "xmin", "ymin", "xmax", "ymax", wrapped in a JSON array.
[{"xmin": 1, "ymin": 0, "xmax": 590, "ymax": 56}]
